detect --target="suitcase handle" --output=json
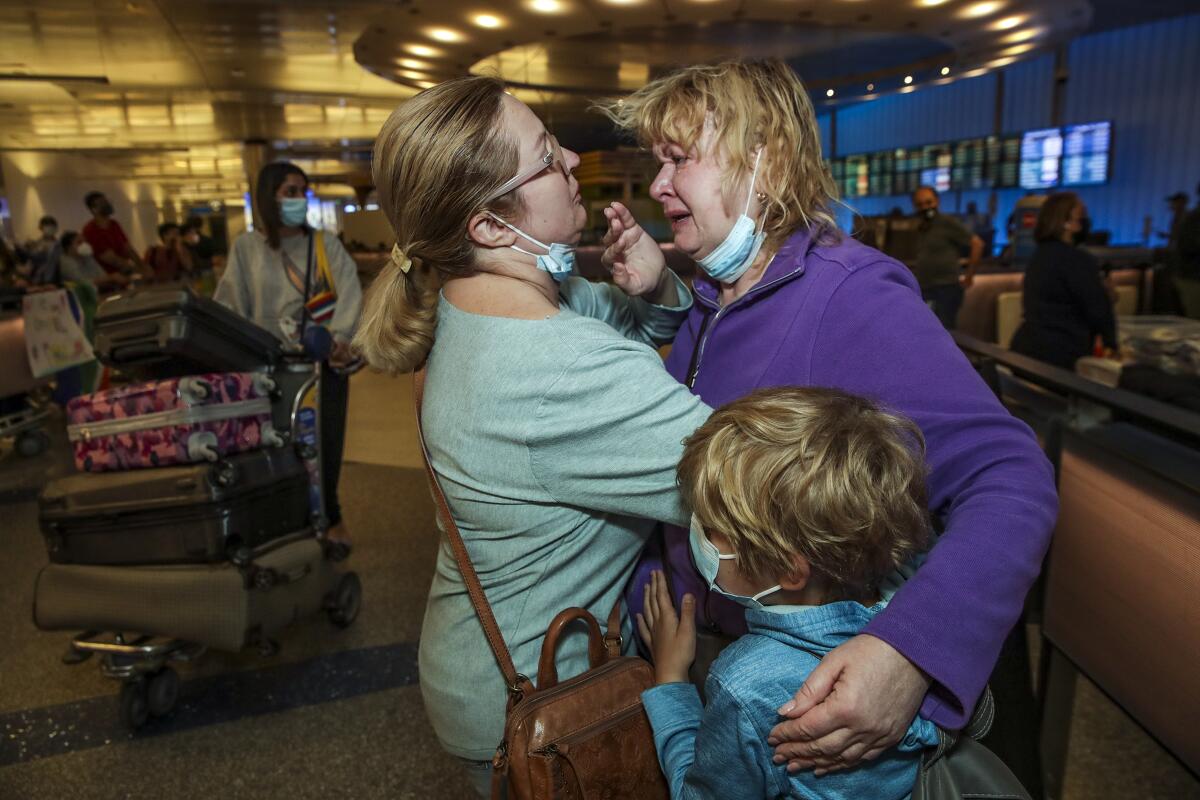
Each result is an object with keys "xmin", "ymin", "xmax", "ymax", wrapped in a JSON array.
[{"xmin": 110, "ymin": 342, "xmax": 165, "ymax": 363}]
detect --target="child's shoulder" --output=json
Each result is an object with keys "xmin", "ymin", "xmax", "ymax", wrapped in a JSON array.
[{"xmin": 707, "ymin": 634, "xmax": 823, "ymax": 720}]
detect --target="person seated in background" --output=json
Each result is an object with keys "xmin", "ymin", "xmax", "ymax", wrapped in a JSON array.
[
  {"xmin": 143, "ymin": 222, "xmax": 193, "ymax": 283},
  {"xmin": 183, "ymin": 216, "xmax": 218, "ymax": 272},
  {"xmin": 639, "ymin": 386, "xmax": 938, "ymax": 799},
  {"xmin": 1010, "ymin": 192, "xmax": 1117, "ymax": 369},
  {"xmin": 81, "ymin": 191, "xmax": 145, "ymax": 279},
  {"xmin": 59, "ymin": 231, "xmax": 129, "ymax": 292},
  {"xmin": 23, "ymin": 215, "xmax": 62, "ymax": 285},
  {"xmin": 911, "ymin": 186, "xmax": 984, "ymax": 330}
]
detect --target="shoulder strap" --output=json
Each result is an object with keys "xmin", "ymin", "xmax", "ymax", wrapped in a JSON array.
[
  {"xmin": 413, "ymin": 364, "xmax": 531, "ymax": 697},
  {"xmin": 313, "ymin": 230, "xmax": 335, "ymax": 294}
]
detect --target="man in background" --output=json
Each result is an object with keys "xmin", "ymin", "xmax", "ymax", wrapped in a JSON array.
[
  {"xmin": 911, "ymin": 185, "xmax": 984, "ymax": 329},
  {"xmin": 143, "ymin": 222, "xmax": 193, "ymax": 283},
  {"xmin": 23, "ymin": 215, "xmax": 62, "ymax": 285},
  {"xmin": 81, "ymin": 191, "xmax": 144, "ymax": 278}
]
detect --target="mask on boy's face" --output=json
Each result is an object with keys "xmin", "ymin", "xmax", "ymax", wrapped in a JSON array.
[{"xmin": 687, "ymin": 516, "xmax": 782, "ymax": 611}]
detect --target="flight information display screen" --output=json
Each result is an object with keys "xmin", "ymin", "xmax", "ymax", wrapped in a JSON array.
[
  {"xmin": 1019, "ymin": 127, "xmax": 1063, "ymax": 189},
  {"xmin": 1061, "ymin": 121, "xmax": 1111, "ymax": 186},
  {"xmin": 824, "ymin": 123, "xmax": 1110, "ymax": 198}
]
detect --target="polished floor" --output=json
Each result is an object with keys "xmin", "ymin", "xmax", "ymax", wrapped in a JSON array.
[{"xmin": 0, "ymin": 369, "xmax": 1197, "ymax": 799}]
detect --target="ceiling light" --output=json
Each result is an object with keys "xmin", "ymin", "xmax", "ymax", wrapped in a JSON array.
[
  {"xmin": 962, "ymin": 67, "xmax": 989, "ymax": 78},
  {"xmin": 398, "ymin": 69, "xmax": 432, "ymax": 81},
  {"xmin": 406, "ymin": 44, "xmax": 442, "ymax": 57},
  {"xmin": 904, "ymin": 75, "xmax": 914, "ymax": 84},
  {"xmin": 999, "ymin": 43, "xmax": 1036, "ymax": 56},
  {"xmin": 987, "ymin": 56, "xmax": 1018, "ymax": 68},
  {"xmin": 991, "ymin": 15, "xmax": 1026, "ymax": 30},
  {"xmin": 867, "ymin": 83, "xmax": 875, "ymax": 91},
  {"xmin": 415, "ymin": 80, "xmax": 437, "ymax": 89},
  {"xmin": 1001, "ymin": 26, "xmax": 1045, "ymax": 44},
  {"xmin": 472, "ymin": 13, "xmax": 505, "ymax": 28},
  {"xmin": 917, "ymin": 0, "xmax": 951, "ymax": 5},
  {"xmin": 603, "ymin": 0, "xmax": 642, "ymax": 4},
  {"xmin": 528, "ymin": 0, "xmax": 563, "ymax": 12},
  {"xmin": 960, "ymin": 1, "xmax": 1003, "ymax": 19},
  {"xmin": 826, "ymin": 89, "xmax": 835, "ymax": 97},
  {"xmin": 425, "ymin": 27, "xmax": 464, "ymax": 42},
  {"xmin": 395, "ymin": 58, "xmax": 432, "ymax": 70},
  {"xmin": 900, "ymin": 86, "xmax": 916, "ymax": 94},
  {"xmin": 940, "ymin": 66, "xmax": 950, "ymax": 75}
]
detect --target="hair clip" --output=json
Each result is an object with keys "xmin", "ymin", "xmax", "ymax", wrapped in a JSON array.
[{"xmin": 392, "ymin": 243, "xmax": 412, "ymax": 274}]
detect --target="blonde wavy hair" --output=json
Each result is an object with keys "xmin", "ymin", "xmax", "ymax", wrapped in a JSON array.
[
  {"xmin": 352, "ymin": 76, "xmax": 524, "ymax": 374},
  {"xmin": 677, "ymin": 387, "xmax": 930, "ymax": 599},
  {"xmin": 600, "ymin": 59, "xmax": 840, "ymax": 249}
]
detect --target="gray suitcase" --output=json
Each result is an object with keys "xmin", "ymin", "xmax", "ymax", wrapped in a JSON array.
[
  {"xmin": 32, "ymin": 536, "xmax": 356, "ymax": 652},
  {"xmin": 40, "ymin": 447, "xmax": 312, "ymax": 566}
]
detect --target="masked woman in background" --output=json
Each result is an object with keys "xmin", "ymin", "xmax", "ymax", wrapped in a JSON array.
[
  {"xmin": 1011, "ymin": 192, "xmax": 1117, "ymax": 368},
  {"xmin": 215, "ymin": 161, "xmax": 363, "ymax": 549}
]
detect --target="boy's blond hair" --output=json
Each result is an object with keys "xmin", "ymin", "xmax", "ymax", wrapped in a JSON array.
[{"xmin": 678, "ymin": 387, "xmax": 930, "ymax": 599}]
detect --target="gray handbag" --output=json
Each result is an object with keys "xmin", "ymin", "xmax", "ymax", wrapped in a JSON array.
[{"xmin": 912, "ymin": 688, "xmax": 1032, "ymax": 800}]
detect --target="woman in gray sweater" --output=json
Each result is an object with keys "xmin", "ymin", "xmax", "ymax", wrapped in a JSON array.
[
  {"xmin": 354, "ymin": 77, "xmax": 711, "ymax": 796},
  {"xmin": 215, "ymin": 162, "xmax": 363, "ymax": 549}
]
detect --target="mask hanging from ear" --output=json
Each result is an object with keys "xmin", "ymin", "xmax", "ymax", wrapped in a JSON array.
[
  {"xmin": 696, "ymin": 149, "xmax": 767, "ymax": 285},
  {"xmin": 488, "ymin": 214, "xmax": 576, "ymax": 282}
]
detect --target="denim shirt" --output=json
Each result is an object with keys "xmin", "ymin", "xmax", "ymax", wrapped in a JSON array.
[{"xmin": 641, "ymin": 601, "xmax": 940, "ymax": 799}]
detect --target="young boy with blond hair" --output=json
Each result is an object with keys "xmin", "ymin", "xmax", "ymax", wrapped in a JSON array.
[{"xmin": 638, "ymin": 386, "xmax": 939, "ymax": 799}]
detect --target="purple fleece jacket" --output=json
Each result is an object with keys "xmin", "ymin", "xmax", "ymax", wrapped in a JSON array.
[{"xmin": 655, "ymin": 229, "xmax": 1058, "ymax": 729}]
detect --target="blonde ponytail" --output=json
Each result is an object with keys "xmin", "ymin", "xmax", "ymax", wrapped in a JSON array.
[
  {"xmin": 353, "ymin": 247, "xmax": 438, "ymax": 374},
  {"xmin": 352, "ymin": 76, "xmax": 522, "ymax": 374}
]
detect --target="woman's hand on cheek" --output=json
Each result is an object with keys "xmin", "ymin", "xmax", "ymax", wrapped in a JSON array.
[
  {"xmin": 602, "ymin": 202, "xmax": 666, "ymax": 297},
  {"xmin": 767, "ymin": 634, "xmax": 930, "ymax": 775}
]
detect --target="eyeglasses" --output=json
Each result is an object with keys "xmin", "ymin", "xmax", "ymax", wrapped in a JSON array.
[{"xmin": 487, "ymin": 134, "xmax": 568, "ymax": 201}]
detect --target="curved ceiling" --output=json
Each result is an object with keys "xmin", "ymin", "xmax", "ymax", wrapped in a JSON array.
[{"xmin": 354, "ymin": 0, "xmax": 1092, "ymax": 106}]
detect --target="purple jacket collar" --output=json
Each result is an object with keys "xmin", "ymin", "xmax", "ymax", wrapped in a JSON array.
[{"xmin": 690, "ymin": 228, "xmax": 817, "ymax": 310}]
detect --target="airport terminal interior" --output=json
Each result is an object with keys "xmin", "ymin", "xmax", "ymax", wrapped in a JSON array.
[{"xmin": 2, "ymin": 0, "xmax": 1200, "ymax": 798}]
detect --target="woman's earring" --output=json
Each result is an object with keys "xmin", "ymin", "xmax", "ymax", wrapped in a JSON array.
[{"xmin": 756, "ymin": 192, "xmax": 767, "ymax": 202}]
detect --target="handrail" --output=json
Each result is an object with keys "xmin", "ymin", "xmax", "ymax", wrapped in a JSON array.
[{"xmin": 951, "ymin": 331, "xmax": 1200, "ymax": 442}]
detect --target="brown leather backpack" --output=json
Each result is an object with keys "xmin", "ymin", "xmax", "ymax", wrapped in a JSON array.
[{"xmin": 415, "ymin": 366, "xmax": 670, "ymax": 800}]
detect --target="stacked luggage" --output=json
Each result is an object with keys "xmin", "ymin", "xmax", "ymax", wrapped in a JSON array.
[{"xmin": 32, "ymin": 288, "xmax": 360, "ymax": 730}]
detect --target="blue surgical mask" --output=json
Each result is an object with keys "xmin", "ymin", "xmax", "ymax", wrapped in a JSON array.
[
  {"xmin": 696, "ymin": 149, "xmax": 767, "ymax": 284},
  {"xmin": 489, "ymin": 214, "xmax": 576, "ymax": 282},
  {"xmin": 688, "ymin": 515, "xmax": 782, "ymax": 611},
  {"xmin": 280, "ymin": 197, "xmax": 308, "ymax": 227}
]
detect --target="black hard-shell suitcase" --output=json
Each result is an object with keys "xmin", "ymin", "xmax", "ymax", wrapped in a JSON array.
[
  {"xmin": 33, "ymin": 536, "xmax": 354, "ymax": 653},
  {"xmin": 94, "ymin": 287, "xmax": 282, "ymax": 377},
  {"xmin": 40, "ymin": 447, "xmax": 312, "ymax": 566}
]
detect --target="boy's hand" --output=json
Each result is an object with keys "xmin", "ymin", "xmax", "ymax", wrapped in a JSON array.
[{"xmin": 636, "ymin": 569, "xmax": 696, "ymax": 684}]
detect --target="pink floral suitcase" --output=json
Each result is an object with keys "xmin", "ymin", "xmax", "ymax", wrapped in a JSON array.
[{"xmin": 66, "ymin": 372, "xmax": 283, "ymax": 472}]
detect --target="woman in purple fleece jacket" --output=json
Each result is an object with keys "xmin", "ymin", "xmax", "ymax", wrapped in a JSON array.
[{"xmin": 601, "ymin": 59, "xmax": 1058, "ymax": 776}]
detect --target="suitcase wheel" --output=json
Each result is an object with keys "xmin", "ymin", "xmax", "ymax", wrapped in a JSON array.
[
  {"xmin": 118, "ymin": 681, "xmax": 150, "ymax": 732},
  {"xmin": 208, "ymin": 460, "xmax": 238, "ymax": 488},
  {"xmin": 16, "ymin": 429, "xmax": 50, "ymax": 458},
  {"xmin": 147, "ymin": 667, "xmax": 180, "ymax": 718},
  {"xmin": 327, "ymin": 572, "xmax": 362, "ymax": 629}
]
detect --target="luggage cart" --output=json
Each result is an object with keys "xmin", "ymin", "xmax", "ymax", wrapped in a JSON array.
[
  {"xmin": 41, "ymin": 345, "xmax": 363, "ymax": 731},
  {"xmin": 0, "ymin": 394, "xmax": 52, "ymax": 457}
]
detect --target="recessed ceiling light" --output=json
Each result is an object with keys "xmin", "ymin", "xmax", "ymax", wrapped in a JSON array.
[
  {"xmin": 603, "ymin": 0, "xmax": 642, "ymax": 4},
  {"xmin": 416, "ymin": 80, "xmax": 437, "ymax": 89},
  {"xmin": 991, "ymin": 15, "xmax": 1026, "ymax": 30},
  {"xmin": 425, "ymin": 27, "xmax": 464, "ymax": 42},
  {"xmin": 962, "ymin": 67, "xmax": 989, "ymax": 78},
  {"xmin": 900, "ymin": 86, "xmax": 916, "ymax": 94},
  {"xmin": 917, "ymin": 0, "xmax": 951, "ymax": 6},
  {"xmin": 398, "ymin": 69, "xmax": 432, "ymax": 81},
  {"xmin": 867, "ymin": 83, "xmax": 875, "ymax": 91},
  {"xmin": 904, "ymin": 75, "xmax": 914, "ymax": 84},
  {"xmin": 528, "ymin": 0, "xmax": 563, "ymax": 12},
  {"xmin": 1001, "ymin": 26, "xmax": 1045, "ymax": 44},
  {"xmin": 472, "ymin": 13, "xmax": 504, "ymax": 28},
  {"xmin": 406, "ymin": 44, "xmax": 443, "ymax": 57},
  {"xmin": 396, "ymin": 58, "xmax": 433, "ymax": 70},
  {"xmin": 999, "ymin": 43, "xmax": 1036, "ymax": 56},
  {"xmin": 940, "ymin": 66, "xmax": 950, "ymax": 75},
  {"xmin": 826, "ymin": 88, "xmax": 835, "ymax": 97},
  {"xmin": 960, "ymin": 1, "xmax": 1003, "ymax": 19}
]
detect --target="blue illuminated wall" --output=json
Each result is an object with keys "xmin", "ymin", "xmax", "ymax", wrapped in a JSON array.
[{"xmin": 818, "ymin": 12, "xmax": 1200, "ymax": 248}]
